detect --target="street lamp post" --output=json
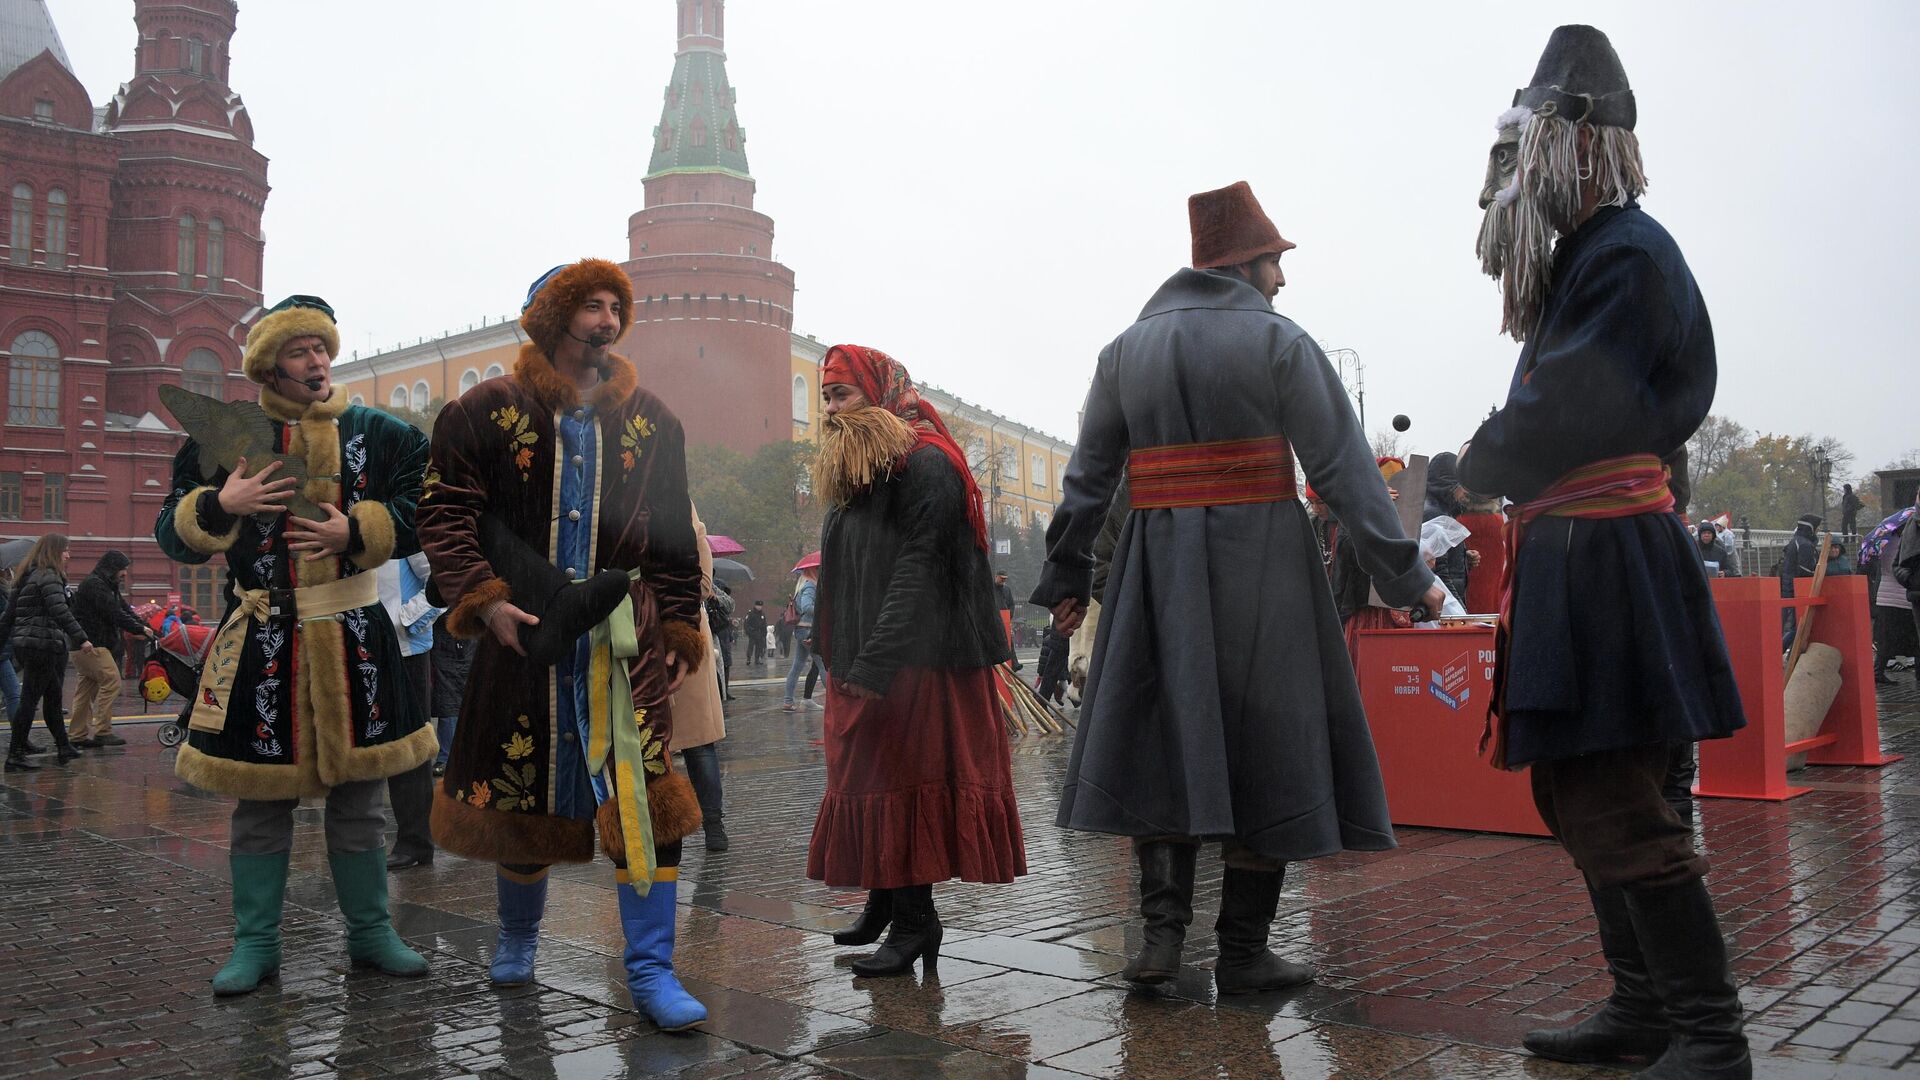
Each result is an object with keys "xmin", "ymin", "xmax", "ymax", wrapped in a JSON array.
[{"xmin": 1810, "ymin": 445, "xmax": 1830, "ymax": 520}]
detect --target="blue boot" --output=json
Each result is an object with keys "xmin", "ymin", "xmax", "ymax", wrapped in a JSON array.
[
  {"xmin": 616, "ymin": 872, "xmax": 706, "ymax": 1031},
  {"xmin": 491, "ymin": 868, "xmax": 547, "ymax": 987}
]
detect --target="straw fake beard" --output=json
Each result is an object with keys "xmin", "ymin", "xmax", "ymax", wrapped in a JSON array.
[
  {"xmin": 812, "ymin": 404, "xmax": 919, "ymax": 509},
  {"xmin": 1476, "ymin": 109, "xmax": 1645, "ymax": 342}
]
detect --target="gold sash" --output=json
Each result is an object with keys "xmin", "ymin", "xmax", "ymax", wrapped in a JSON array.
[{"xmin": 188, "ymin": 573, "xmax": 379, "ymax": 734}]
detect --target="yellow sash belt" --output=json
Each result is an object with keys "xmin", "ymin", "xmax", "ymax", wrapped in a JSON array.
[
  {"xmin": 585, "ymin": 570, "xmax": 656, "ymax": 894},
  {"xmin": 188, "ymin": 572, "xmax": 378, "ymax": 734}
]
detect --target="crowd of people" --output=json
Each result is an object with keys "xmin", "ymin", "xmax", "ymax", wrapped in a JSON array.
[{"xmin": 28, "ymin": 23, "xmax": 1920, "ymax": 1079}]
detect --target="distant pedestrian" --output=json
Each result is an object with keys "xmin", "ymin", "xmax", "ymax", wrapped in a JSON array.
[
  {"xmin": 428, "ymin": 613, "xmax": 473, "ymax": 775},
  {"xmin": 1840, "ymin": 483, "xmax": 1863, "ymax": 539},
  {"xmin": 1, "ymin": 534, "xmax": 97, "ymax": 770},
  {"xmin": 743, "ymin": 601, "xmax": 767, "ymax": 666},
  {"xmin": 68, "ymin": 550, "xmax": 158, "ymax": 749},
  {"xmin": 1862, "ymin": 506, "xmax": 1916, "ymax": 685},
  {"xmin": 1779, "ymin": 514, "xmax": 1822, "ymax": 649},
  {"xmin": 781, "ymin": 570, "xmax": 817, "ymax": 711},
  {"xmin": 774, "ymin": 607, "xmax": 792, "ymax": 659},
  {"xmin": 1693, "ymin": 522, "xmax": 1741, "ymax": 578},
  {"xmin": 708, "ymin": 581, "xmax": 735, "ymax": 700},
  {"xmin": 993, "ymin": 572, "xmax": 1021, "ymax": 670},
  {"xmin": 672, "ymin": 509, "xmax": 730, "ymax": 853},
  {"xmin": 1823, "ymin": 537, "xmax": 1853, "ymax": 578},
  {"xmin": 0, "ymin": 568, "xmax": 19, "ymax": 730}
]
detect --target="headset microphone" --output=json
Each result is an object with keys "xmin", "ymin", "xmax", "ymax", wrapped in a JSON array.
[
  {"xmin": 567, "ymin": 329, "xmax": 614, "ymax": 349},
  {"xmin": 270, "ymin": 367, "xmax": 326, "ymax": 393}
]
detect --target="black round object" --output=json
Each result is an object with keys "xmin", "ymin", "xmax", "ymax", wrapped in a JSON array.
[{"xmin": 1391, "ymin": 414, "xmax": 1411, "ymax": 432}]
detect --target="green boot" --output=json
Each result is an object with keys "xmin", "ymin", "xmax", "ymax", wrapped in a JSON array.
[
  {"xmin": 329, "ymin": 847, "xmax": 429, "ymax": 977},
  {"xmin": 212, "ymin": 851, "xmax": 289, "ymax": 996}
]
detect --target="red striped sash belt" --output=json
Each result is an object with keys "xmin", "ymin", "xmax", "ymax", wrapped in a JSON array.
[
  {"xmin": 1128, "ymin": 435, "xmax": 1297, "ymax": 509},
  {"xmin": 1482, "ymin": 453, "xmax": 1675, "ymax": 768}
]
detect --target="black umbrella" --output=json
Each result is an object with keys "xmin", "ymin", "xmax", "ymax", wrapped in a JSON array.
[{"xmin": 712, "ymin": 558, "xmax": 755, "ymax": 584}]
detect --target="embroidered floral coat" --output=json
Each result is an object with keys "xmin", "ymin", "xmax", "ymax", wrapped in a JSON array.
[
  {"xmin": 154, "ymin": 387, "xmax": 436, "ymax": 800},
  {"xmin": 418, "ymin": 345, "xmax": 705, "ymax": 866}
]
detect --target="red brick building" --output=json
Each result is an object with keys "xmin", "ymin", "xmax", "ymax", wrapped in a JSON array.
[
  {"xmin": 0, "ymin": 0, "xmax": 267, "ymax": 609},
  {"xmin": 623, "ymin": 0, "xmax": 797, "ymax": 453}
]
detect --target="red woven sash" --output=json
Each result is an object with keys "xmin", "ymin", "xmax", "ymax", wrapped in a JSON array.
[
  {"xmin": 1129, "ymin": 435, "xmax": 1297, "ymax": 509},
  {"xmin": 1482, "ymin": 453, "xmax": 1675, "ymax": 768}
]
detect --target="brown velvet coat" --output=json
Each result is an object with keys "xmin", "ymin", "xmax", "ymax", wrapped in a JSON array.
[{"xmin": 419, "ymin": 344, "xmax": 705, "ymax": 865}]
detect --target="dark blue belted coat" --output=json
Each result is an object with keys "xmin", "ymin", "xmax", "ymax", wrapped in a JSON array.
[{"xmin": 1458, "ymin": 204, "xmax": 1745, "ymax": 765}]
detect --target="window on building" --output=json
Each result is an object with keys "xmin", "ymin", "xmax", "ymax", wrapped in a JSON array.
[
  {"xmin": 690, "ymin": 118, "xmax": 707, "ymax": 148},
  {"xmin": 411, "ymin": 381, "xmax": 430, "ymax": 411},
  {"xmin": 791, "ymin": 375, "xmax": 809, "ymax": 423},
  {"xmin": 484, "ymin": 363, "xmax": 504, "ymax": 380},
  {"xmin": 176, "ymin": 214, "xmax": 196, "ymax": 286},
  {"xmin": 41, "ymin": 474, "xmax": 63, "ymax": 521},
  {"xmin": 32, "ymin": 99, "xmax": 54, "ymax": 122},
  {"xmin": 186, "ymin": 36, "xmax": 205, "ymax": 74},
  {"xmin": 205, "ymin": 218, "xmax": 224, "ymax": 291},
  {"xmin": 182, "ymin": 347, "xmax": 223, "ymax": 399},
  {"xmin": 1058, "ymin": 461, "xmax": 1068, "ymax": 491},
  {"xmin": 178, "ymin": 564, "xmax": 223, "ymax": 616},
  {"xmin": 999, "ymin": 446, "xmax": 1019, "ymax": 482},
  {"xmin": 724, "ymin": 123, "xmax": 738, "ymax": 151},
  {"xmin": 7, "ymin": 331, "xmax": 61, "ymax": 426},
  {"xmin": 1000, "ymin": 503, "xmax": 1021, "ymax": 527},
  {"xmin": 657, "ymin": 123, "xmax": 672, "ymax": 152},
  {"xmin": 389, "ymin": 385, "xmax": 409, "ymax": 409},
  {"xmin": 349, "ymin": 394, "xmax": 365, "ymax": 407},
  {"xmin": 1031, "ymin": 453, "xmax": 1046, "ymax": 489},
  {"xmin": 9, "ymin": 183, "xmax": 31, "ymax": 266},
  {"xmin": 0, "ymin": 474, "xmax": 19, "ymax": 521},
  {"xmin": 459, "ymin": 368, "xmax": 480, "ymax": 395},
  {"xmin": 42, "ymin": 189, "xmax": 66, "ymax": 270}
]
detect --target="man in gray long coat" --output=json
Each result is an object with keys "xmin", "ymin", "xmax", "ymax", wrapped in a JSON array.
[{"xmin": 1034, "ymin": 181, "xmax": 1443, "ymax": 994}]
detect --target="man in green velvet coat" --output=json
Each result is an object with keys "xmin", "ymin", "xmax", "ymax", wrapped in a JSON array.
[{"xmin": 155, "ymin": 295, "xmax": 435, "ymax": 995}]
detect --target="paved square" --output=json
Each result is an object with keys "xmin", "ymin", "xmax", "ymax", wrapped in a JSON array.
[{"xmin": 3, "ymin": 668, "xmax": 1917, "ymax": 1078}]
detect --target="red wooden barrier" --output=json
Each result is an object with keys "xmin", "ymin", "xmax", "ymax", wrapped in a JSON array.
[
  {"xmin": 1694, "ymin": 575, "xmax": 1901, "ymax": 802},
  {"xmin": 1354, "ymin": 626, "xmax": 1550, "ymax": 836}
]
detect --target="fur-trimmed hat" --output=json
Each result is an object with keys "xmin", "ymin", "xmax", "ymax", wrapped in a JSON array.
[
  {"xmin": 519, "ymin": 258, "xmax": 634, "ymax": 355},
  {"xmin": 1189, "ymin": 181, "xmax": 1294, "ymax": 270},
  {"xmin": 243, "ymin": 295, "xmax": 340, "ymax": 384}
]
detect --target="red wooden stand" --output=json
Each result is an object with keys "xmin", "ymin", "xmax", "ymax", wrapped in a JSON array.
[
  {"xmin": 1354, "ymin": 626, "xmax": 1550, "ymax": 837},
  {"xmin": 1694, "ymin": 575, "xmax": 1901, "ymax": 802}
]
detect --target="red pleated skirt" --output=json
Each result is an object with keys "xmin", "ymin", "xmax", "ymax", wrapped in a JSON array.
[{"xmin": 806, "ymin": 665, "xmax": 1027, "ymax": 889}]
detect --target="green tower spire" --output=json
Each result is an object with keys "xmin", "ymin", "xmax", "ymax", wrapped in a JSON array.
[{"xmin": 647, "ymin": 0, "xmax": 750, "ymax": 182}]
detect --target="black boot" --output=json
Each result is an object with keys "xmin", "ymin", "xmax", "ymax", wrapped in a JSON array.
[
  {"xmin": 439, "ymin": 514, "xmax": 634, "ymax": 666},
  {"xmin": 1524, "ymin": 884, "xmax": 1670, "ymax": 1063},
  {"xmin": 1213, "ymin": 866, "xmax": 1312, "ymax": 994},
  {"xmin": 832, "ymin": 890, "xmax": 892, "ymax": 946},
  {"xmin": 850, "ymin": 885, "xmax": 940, "ymax": 977},
  {"xmin": 1121, "ymin": 840, "xmax": 1196, "ymax": 985},
  {"xmin": 4, "ymin": 749, "xmax": 39, "ymax": 771},
  {"xmin": 1626, "ymin": 878, "xmax": 1751, "ymax": 1080}
]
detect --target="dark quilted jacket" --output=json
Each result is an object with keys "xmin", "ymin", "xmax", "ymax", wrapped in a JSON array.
[{"xmin": 0, "ymin": 568, "xmax": 89, "ymax": 656}]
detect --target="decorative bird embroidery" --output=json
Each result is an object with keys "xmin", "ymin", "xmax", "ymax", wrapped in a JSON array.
[{"xmin": 158, "ymin": 385, "xmax": 325, "ymax": 520}]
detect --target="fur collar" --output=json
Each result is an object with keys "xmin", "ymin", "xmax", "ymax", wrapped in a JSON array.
[
  {"xmin": 511, "ymin": 342, "xmax": 639, "ymax": 414},
  {"xmin": 259, "ymin": 383, "xmax": 352, "ymax": 423}
]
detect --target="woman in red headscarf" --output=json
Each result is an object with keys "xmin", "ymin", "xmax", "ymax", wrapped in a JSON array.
[{"xmin": 806, "ymin": 344, "xmax": 1026, "ymax": 977}]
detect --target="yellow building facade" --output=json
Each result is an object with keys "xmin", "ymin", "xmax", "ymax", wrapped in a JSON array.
[{"xmin": 329, "ymin": 322, "xmax": 1077, "ymax": 539}]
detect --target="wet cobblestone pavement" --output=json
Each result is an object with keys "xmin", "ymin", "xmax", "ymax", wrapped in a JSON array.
[{"xmin": 4, "ymin": 663, "xmax": 1919, "ymax": 1078}]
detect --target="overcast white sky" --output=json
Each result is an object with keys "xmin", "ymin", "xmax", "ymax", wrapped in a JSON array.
[{"xmin": 44, "ymin": 1, "xmax": 1919, "ymax": 477}]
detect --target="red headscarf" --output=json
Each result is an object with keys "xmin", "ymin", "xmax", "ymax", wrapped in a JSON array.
[{"xmin": 821, "ymin": 344, "xmax": 989, "ymax": 552}]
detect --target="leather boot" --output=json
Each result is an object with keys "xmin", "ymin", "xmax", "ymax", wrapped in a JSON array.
[
  {"xmin": 1524, "ymin": 884, "xmax": 1670, "ymax": 1063},
  {"xmin": 452, "ymin": 514, "xmax": 634, "ymax": 666},
  {"xmin": 832, "ymin": 889, "xmax": 893, "ymax": 947},
  {"xmin": 490, "ymin": 868, "xmax": 547, "ymax": 987},
  {"xmin": 851, "ymin": 885, "xmax": 941, "ymax": 977},
  {"xmin": 1120, "ymin": 840, "xmax": 1196, "ymax": 985},
  {"xmin": 1213, "ymin": 866, "xmax": 1313, "ymax": 994},
  {"xmin": 1626, "ymin": 878, "xmax": 1751, "ymax": 1080},
  {"xmin": 617, "ymin": 873, "xmax": 707, "ymax": 1031},
  {"xmin": 212, "ymin": 851, "xmax": 289, "ymax": 996},
  {"xmin": 329, "ymin": 848, "xmax": 429, "ymax": 977}
]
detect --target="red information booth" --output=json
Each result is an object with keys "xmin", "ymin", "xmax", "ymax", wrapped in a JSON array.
[
  {"xmin": 1694, "ymin": 574, "xmax": 1900, "ymax": 800},
  {"xmin": 1353, "ymin": 626, "xmax": 1550, "ymax": 837}
]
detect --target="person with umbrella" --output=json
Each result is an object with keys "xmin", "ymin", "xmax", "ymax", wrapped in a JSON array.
[
  {"xmin": 782, "ymin": 553, "xmax": 821, "ymax": 712},
  {"xmin": 806, "ymin": 344, "xmax": 1025, "ymax": 976}
]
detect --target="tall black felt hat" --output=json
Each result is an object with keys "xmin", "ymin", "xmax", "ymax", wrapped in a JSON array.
[{"xmin": 1514, "ymin": 25, "xmax": 1636, "ymax": 130}]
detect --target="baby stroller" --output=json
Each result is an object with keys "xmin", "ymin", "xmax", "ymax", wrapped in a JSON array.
[{"xmin": 140, "ymin": 605, "xmax": 212, "ymax": 747}]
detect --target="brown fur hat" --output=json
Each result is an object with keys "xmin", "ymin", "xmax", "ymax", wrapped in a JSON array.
[
  {"xmin": 519, "ymin": 259, "xmax": 635, "ymax": 355},
  {"xmin": 243, "ymin": 296, "xmax": 341, "ymax": 383},
  {"xmin": 1188, "ymin": 181, "xmax": 1295, "ymax": 270}
]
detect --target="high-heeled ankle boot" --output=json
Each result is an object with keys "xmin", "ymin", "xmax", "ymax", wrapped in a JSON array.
[
  {"xmin": 832, "ymin": 890, "xmax": 893, "ymax": 946},
  {"xmin": 851, "ymin": 885, "xmax": 941, "ymax": 977}
]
